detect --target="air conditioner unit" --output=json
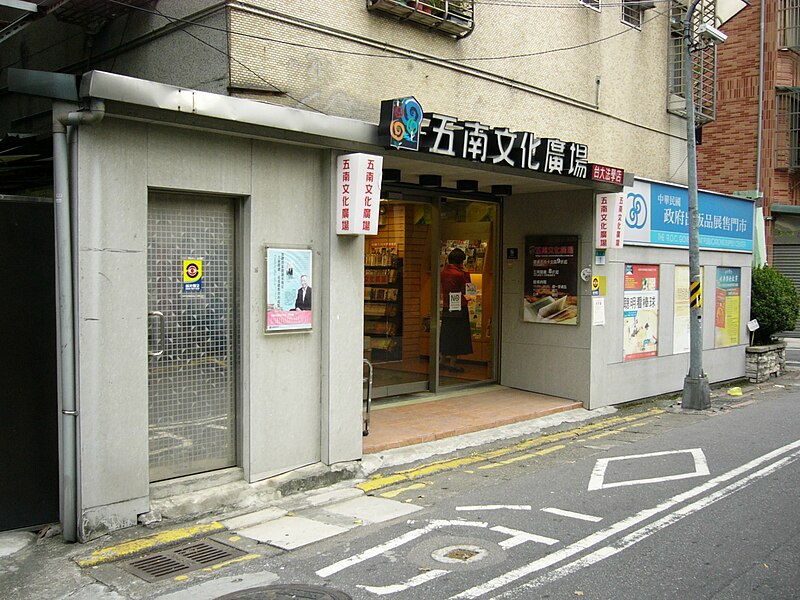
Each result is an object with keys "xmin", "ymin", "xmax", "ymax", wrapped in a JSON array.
[{"xmin": 639, "ymin": 1, "xmax": 657, "ymax": 9}]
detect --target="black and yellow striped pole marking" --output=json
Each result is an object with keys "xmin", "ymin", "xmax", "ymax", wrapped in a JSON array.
[{"xmin": 690, "ymin": 281, "xmax": 702, "ymax": 308}]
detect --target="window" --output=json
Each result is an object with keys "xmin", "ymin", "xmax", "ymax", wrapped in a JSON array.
[
  {"xmin": 778, "ymin": 0, "xmax": 800, "ymax": 52},
  {"xmin": 776, "ymin": 88, "xmax": 800, "ymax": 170},
  {"xmin": 367, "ymin": 0, "xmax": 474, "ymax": 39},
  {"xmin": 581, "ymin": 0, "xmax": 601, "ymax": 11},
  {"xmin": 621, "ymin": 0, "xmax": 643, "ymax": 28}
]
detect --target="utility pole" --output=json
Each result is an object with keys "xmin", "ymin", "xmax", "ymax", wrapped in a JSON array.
[{"xmin": 682, "ymin": 0, "xmax": 711, "ymax": 410}]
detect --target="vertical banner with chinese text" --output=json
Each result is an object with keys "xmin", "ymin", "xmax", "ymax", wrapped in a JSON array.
[
  {"xmin": 336, "ymin": 153, "xmax": 384, "ymax": 235},
  {"xmin": 623, "ymin": 264, "xmax": 659, "ymax": 361},
  {"xmin": 523, "ymin": 235, "xmax": 579, "ymax": 325}
]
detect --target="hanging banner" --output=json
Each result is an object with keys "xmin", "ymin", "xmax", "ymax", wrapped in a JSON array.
[
  {"xmin": 336, "ymin": 153, "xmax": 384, "ymax": 236},
  {"xmin": 623, "ymin": 264, "xmax": 659, "ymax": 361},
  {"xmin": 595, "ymin": 192, "xmax": 626, "ymax": 249},
  {"xmin": 714, "ymin": 267, "xmax": 741, "ymax": 347},
  {"xmin": 523, "ymin": 235, "xmax": 579, "ymax": 325}
]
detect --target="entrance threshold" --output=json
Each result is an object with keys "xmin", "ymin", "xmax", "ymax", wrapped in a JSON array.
[{"xmin": 363, "ymin": 385, "xmax": 582, "ymax": 454}]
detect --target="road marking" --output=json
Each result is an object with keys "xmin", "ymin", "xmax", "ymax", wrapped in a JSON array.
[
  {"xmin": 357, "ymin": 409, "xmax": 665, "ymax": 492},
  {"xmin": 358, "ymin": 569, "xmax": 449, "ymax": 595},
  {"xmin": 541, "ymin": 508, "xmax": 603, "ymax": 522},
  {"xmin": 456, "ymin": 505, "xmax": 532, "ymax": 512},
  {"xmin": 497, "ymin": 447, "xmax": 800, "ymax": 598},
  {"xmin": 478, "ymin": 445, "xmax": 567, "ymax": 470},
  {"xmin": 490, "ymin": 526, "xmax": 558, "ymax": 549},
  {"xmin": 380, "ymin": 482, "xmax": 429, "ymax": 498},
  {"xmin": 451, "ymin": 438, "xmax": 800, "ymax": 599},
  {"xmin": 587, "ymin": 448, "xmax": 709, "ymax": 491}
]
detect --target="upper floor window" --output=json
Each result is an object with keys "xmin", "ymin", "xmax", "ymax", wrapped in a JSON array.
[
  {"xmin": 621, "ymin": 0, "xmax": 644, "ymax": 28},
  {"xmin": 778, "ymin": 0, "xmax": 800, "ymax": 52},
  {"xmin": 581, "ymin": 0, "xmax": 601, "ymax": 11},
  {"xmin": 367, "ymin": 0, "xmax": 474, "ymax": 39},
  {"xmin": 776, "ymin": 88, "xmax": 800, "ymax": 170}
]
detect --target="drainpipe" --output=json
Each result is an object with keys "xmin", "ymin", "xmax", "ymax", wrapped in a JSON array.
[
  {"xmin": 756, "ymin": 0, "xmax": 765, "ymax": 195},
  {"xmin": 53, "ymin": 98, "xmax": 104, "ymax": 542}
]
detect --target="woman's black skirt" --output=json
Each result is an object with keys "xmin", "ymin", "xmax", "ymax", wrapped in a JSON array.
[{"xmin": 440, "ymin": 309, "xmax": 473, "ymax": 356}]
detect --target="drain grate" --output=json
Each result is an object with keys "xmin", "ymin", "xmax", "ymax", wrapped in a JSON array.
[{"xmin": 120, "ymin": 538, "xmax": 247, "ymax": 582}]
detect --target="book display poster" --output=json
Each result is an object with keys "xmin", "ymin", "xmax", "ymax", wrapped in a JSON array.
[
  {"xmin": 523, "ymin": 235, "xmax": 579, "ymax": 325},
  {"xmin": 715, "ymin": 267, "xmax": 741, "ymax": 348},
  {"xmin": 623, "ymin": 264, "xmax": 659, "ymax": 361},
  {"xmin": 265, "ymin": 247, "xmax": 313, "ymax": 333},
  {"xmin": 673, "ymin": 266, "xmax": 703, "ymax": 355}
]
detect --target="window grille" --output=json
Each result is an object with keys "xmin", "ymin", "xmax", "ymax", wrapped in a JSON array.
[
  {"xmin": 622, "ymin": 0, "xmax": 643, "ymax": 28},
  {"xmin": 778, "ymin": 0, "xmax": 800, "ymax": 52},
  {"xmin": 581, "ymin": 0, "xmax": 601, "ymax": 11},
  {"xmin": 667, "ymin": 0, "xmax": 718, "ymax": 126},
  {"xmin": 367, "ymin": 0, "xmax": 474, "ymax": 38},
  {"xmin": 776, "ymin": 88, "xmax": 800, "ymax": 170}
]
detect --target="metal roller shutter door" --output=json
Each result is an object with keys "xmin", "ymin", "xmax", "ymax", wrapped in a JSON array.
[{"xmin": 772, "ymin": 245, "xmax": 800, "ymax": 336}]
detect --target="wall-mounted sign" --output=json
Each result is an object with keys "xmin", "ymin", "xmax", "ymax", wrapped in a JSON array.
[
  {"xmin": 378, "ymin": 97, "xmax": 625, "ymax": 185},
  {"xmin": 265, "ymin": 247, "xmax": 313, "ymax": 333},
  {"xmin": 336, "ymin": 153, "xmax": 384, "ymax": 236},
  {"xmin": 182, "ymin": 258, "xmax": 203, "ymax": 292},
  {"xmin": 591, "ymin": 275, "xmax": 606, "ymax": 297},
  {"xmin": 522, "ymin": 235, "xmax": 579, "ymax": 325},
  {"xmin": 623, "ymin": 179, "xmax": 754, "ymax": 252},
  {"xmin": 595, "ymin": 192, "xmax": 626, "ymax": 249},
  {"xmin": 715, "ymin": 267, "xmax": 741, "ymax": 348},
  {"xmin": 591, "ymin": 164, "xmax": 625, "ymax": 185},
  {"xmin": 623, "ymin": 264, "xmax": 659, "ymax": 361}
]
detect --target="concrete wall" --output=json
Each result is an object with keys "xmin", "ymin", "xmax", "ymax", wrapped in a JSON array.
[{"xmin": 74, "ymin": 116, "xmax": 363, "ymax": 539}]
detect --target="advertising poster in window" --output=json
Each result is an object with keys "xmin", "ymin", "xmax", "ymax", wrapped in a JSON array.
[
  {"xmin": 523, "ymin": 235, "xmax": 579, "ymax": 325},
  {"xmin": 714, "ymin": 267, "xmax": 741, "ymax": 347},
  {"xmin": 623, "ymin": 264, "xmax": 659, "ymax": 361},
  {"xmin": 265, "ymin": 247, "xmax": 313, "ymax": 333},
  {"xmin": 673, "ymin": 266, "xmax": 704, "ymax": 354}
]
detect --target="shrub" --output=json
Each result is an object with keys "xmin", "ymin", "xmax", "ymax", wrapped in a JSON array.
[{"xmin": 750, "ymin": 265, "xmax": 800, "ymax": 344}]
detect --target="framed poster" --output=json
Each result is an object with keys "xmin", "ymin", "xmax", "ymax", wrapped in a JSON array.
[
  {"xmin": 623, "ymin": 264, "xmax": 659, "ymax": 361},
  {"xmin": 714, "ymin": 267, "xmax": 741, "ymax": 348},
  {"xmin": 265, "ymin": 246, "xmax": 313, "ymax": 333},
  {"xmin": 523, "ymin": 235, "xmax": 579, "ymax": 325}
]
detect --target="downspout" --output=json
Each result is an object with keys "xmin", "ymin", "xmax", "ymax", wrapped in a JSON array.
[
  {"xmin": 757, "ymin": 0, "xmax": 765, "ymax": 194},
  {"xmin": 53, "ymin": 98, "xmax": 104, "ymax": 542}
]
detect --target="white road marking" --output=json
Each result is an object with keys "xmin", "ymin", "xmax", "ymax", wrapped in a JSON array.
[
  {"xmin": 457, "ymin": 505, "xmax": 532, "ymax": 512},
  {"xmin": 587, "ymin": 448, "xmax": 709, "ymax": 491},
  {"xmin": 490, "ymin": 526, "xmax": 558, "ymax": 549},
  {"xmin": 496, "ymin": 448, "xmax": 800, "ymax": 598},
  {"xmin": 315, "ymin": 520, "xmax": 488, "ymax": 578},
  {"xmin": 451, "ymin": 438, "xmax": 800, "ymax": 599},
  {"xmin": 358, "ymin": 569, "xmax": 449, "ymax": 595},
  {"xmin": 541, "ymin": 508, "xmax": 603, "ymax": 522}
]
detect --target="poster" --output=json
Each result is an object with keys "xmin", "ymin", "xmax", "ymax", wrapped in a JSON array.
[
  {"xmin": 715, "ymin": 267, "xmax": 741, "ymax": 347},
  {"xmin": 523, "ymin": 235, "xmax": 579, "ymax": 325},
  {"xmin": 673, "ymin": 266, "xmax": 704, "ymax": 354},
  {"xmin": 265, "ymin": 247, "xmax": 313, "ymax": 333},
  {"xmin": 623, "ymin": 264, "xmax": 659, "ymax": 361}
]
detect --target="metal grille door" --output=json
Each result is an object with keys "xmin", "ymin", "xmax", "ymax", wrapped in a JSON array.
[{"xmin": 147, "ymin": 194, "xmax": 237, "ymax": 482}]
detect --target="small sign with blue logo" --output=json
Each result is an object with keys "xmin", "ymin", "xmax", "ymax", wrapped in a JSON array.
[{"xmin": 183, "ymin": 258, "xmax": 203, "ymax": 292}]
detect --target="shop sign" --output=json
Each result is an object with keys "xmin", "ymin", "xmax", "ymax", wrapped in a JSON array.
[
  {"xmin": 591, "ymin": 164, "xmax": 625, "ymax": 185},
  {"xmin": 379, "ymin": 97, "xmax": 625, "ymax": 184},
  {"xmin": 522, "ymin": 235, "xmax": 579, "ymax": 325},
  {"xmin": 336, "ymin": 153, "xmax": 384, "ymax": 236},
  {"xmin": 623, "ymin": 179, "xmax": 754, "ymax": 252},
  {"xmin": 595, "ymin": 192, "xmax": 625, "ymax": 249}
]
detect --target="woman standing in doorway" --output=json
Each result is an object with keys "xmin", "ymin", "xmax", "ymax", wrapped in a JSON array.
[{"xmin": 440, "ymin": 248, "xmax": 473, "ymax": 373}]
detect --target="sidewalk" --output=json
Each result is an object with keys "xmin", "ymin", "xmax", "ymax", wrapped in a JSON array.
[{"xmin": 2, "ymin": 368, "xmax": 797, "ymax": 600}]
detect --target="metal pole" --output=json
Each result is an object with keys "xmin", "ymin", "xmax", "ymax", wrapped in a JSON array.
[{"xmin": 682, "ymin": 0, "xmax": 711, "ymax": 410}]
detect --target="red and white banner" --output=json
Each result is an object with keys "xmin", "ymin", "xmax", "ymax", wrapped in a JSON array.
[
  {"xmin": 336, "ymin": 153, "xmax": 383, "ymax": 236},
  {"xmin": 595, "ymin": 192, "xmax": 626, "ymax": 249}
]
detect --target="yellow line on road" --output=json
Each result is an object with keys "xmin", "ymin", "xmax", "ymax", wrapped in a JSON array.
[
  {"xmin": 76, "ymin": 522, "xmax": 226, "ymax": 567},
  {"xmin": 201, "ymin": 553, "xmax": 261, "ymax": 572},
  {"xmin": 358, "ymin": 408, "xmax": 664, "ymax": 492},
  {"xmin": 380, "ymin": 482, "xmax": 430, "ymax": 498}
]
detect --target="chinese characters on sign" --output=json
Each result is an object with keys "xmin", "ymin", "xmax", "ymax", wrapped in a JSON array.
[
  {"xmin": 623, "ymin": 264, "xmax": 659, "ymax": 361},
  {"xmin": 182, "ymin": 258, "xmax": 203, "ymax": 292},
  {"xmin": 523, "ymin": 235, "xmax": 579, "ymax": 325},
  {"xmin": 336, "ymin": 153, "xmax": 384, "ymax": 236},
  {"xmin": 265, "ymin": 247, "xmax": 313, "ymax": 333},
  {"xmin": 714, "ymin": 267, "xmax": 741, "ymax": 348},
  {"xmin": 595, "ymin": 193, "xmax": 625, "ymax": 249},
  {"xmin": 378, "ymin": 97, "xmax": 625, "ymax": 184}
]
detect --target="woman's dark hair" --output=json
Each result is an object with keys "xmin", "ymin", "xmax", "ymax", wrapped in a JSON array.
[{"xmin": 447, "ymin": 248, "xmax": 466, "ymax": 265}]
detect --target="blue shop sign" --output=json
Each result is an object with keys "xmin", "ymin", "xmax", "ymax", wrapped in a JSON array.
[{"xmin": 623, "ymin": 180, "xmax": 754, "ymax": 252}]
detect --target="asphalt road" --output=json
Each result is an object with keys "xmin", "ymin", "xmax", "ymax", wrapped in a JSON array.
[{"xmin": 263, "ymin": 390, "xmax": 800, "ymax": 600}]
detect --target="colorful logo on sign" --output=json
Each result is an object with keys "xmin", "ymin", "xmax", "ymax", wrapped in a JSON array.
[
  {"xmin": 379, "ymin": 97, "xmax": 423, "ymax": 151},
  {"xmin": 183, "ymin": 258, "xmax": 203, "ymax": 292}
]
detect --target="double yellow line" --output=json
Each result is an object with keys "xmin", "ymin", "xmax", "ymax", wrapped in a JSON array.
[{"xmin": 358, "ymin": 407, "xmax": 665, "ymax": 494}]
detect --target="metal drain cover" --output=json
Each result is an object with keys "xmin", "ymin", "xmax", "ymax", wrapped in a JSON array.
[
  {"xmin": 215, "ymin": 585, "xmax": 352, "ymax": 599},
  {"xmin": 120, "ymin": 538, "xmax": 247, "ymax": 582}
]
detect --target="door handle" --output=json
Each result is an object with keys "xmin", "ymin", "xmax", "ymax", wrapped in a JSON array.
[{"xmin": 148, "ymin": 311, "xmax": 165, "ymax": 357}]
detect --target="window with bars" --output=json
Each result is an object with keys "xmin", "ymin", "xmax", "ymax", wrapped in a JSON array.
[
  {"xmin": 776, "ymin": 88, "xmax": 800, "ymax": 170},
  {"xmin": 581, "ymin": 0, "xmax": 601, "ymax": 11},
  {"xmin": 778, "ymin": 0, "xmax": 800, "ymax": 52},
  {"xmin": 622, "ymin": 0, "xmax": 643, "ymax": 28}
]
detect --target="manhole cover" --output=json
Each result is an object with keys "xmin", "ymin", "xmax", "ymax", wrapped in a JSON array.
[
  {"xmin": 432, "ymin": 544, "xmax": 488, "ymax": 564},
  {"xmin": 120, "ymin": 538, "xmax": 247, "ymax": 582},
  {"xmin": 215, "ymin": 585, "xmax": 352, "ymax": 599}
]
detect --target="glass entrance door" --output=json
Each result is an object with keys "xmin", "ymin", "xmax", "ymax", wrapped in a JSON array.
[{"xmin": 363, "ymin": 196, "xmax": 497, "ymax": 398}]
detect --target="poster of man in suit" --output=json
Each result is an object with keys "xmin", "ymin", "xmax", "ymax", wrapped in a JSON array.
[{"xmin": 265, "ymin": 247, "xmax": 313, "ymax": 332}]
